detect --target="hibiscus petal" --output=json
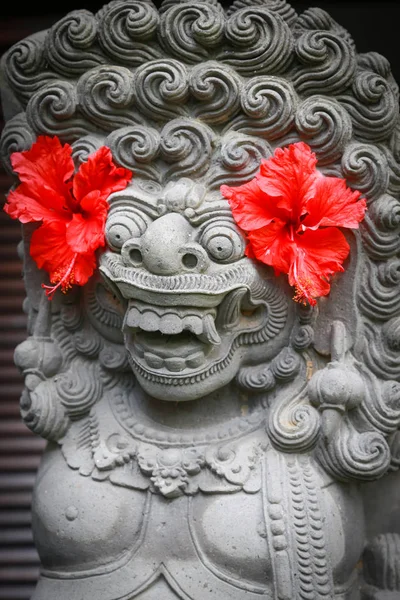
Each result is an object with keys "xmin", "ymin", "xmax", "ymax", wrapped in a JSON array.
[
  {"xmin": 30, "ymin": 221, "xmax": 71, "ymax": 274},
  {"xmin": 302, "ymin": 176, "xmax": 366, "ymax": 230},
  {"xmin": 71, "ymin": 253, "xmax": 97, "ymax": 286},
  {"xmin": 30, "ymin": 221, "xmax": 97, "ymax": 296},
  {"xmin": 221, "ymin": 179, "xmax": 283, "ymax": 231},
  {"xmin": 289, "ymin": 228, "xmax": 350, "ymax": 305},
  {"xmin": 257, "ymin": 142, "xmax": 319, "ymax": 219},
  {"xmin": 66, "ymin": 191, "xmax": 109, "ymax": 254},
  {"xmin": 247, "ymin": 220, "xmax": 294, "ymax": 274},
  {"xmin": 73, "ymin": 146, "xmax": 132, "ymax": 203},
  {"xmin": 10, "ymin": 136, "xmax": 74, "ymax": 214},
  {"xmin": 4, "ymin": 183, "xmax": 71, "ymax": 224}
]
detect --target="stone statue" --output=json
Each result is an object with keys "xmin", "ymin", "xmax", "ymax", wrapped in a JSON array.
[{"xmin": 1, "ymin": 1, "xmax": 400, "ymax": 598}]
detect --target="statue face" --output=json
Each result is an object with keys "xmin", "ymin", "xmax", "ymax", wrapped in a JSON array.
[{"xmin": 100, "ymin": 178, "xmax": 294, "ymax": 401}]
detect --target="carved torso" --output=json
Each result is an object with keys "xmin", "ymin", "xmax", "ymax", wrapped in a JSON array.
[{"xmin": 31, "ymin": 410, "xmax": 364, "ymax": 600}]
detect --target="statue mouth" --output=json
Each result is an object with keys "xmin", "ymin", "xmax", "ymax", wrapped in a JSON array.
[
  {"xmin": 100, "ymin": 252, "xmax": 288, "ymax": 387},
  {"xmin": 122, "ymin": 286, "xmax": 261, "ymax": 377},
  {"xmin": 123, "ymin": 300, "xmax": 221, "ymax": 373}
]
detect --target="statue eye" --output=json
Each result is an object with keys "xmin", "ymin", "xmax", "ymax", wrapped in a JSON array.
[
  {"xmin": 201, "ymin": 223, "xmax": 245, "ymax": 263},
  {"xmin": 105, "ymin": 209, "xmax": 150, "ymax": 251}
]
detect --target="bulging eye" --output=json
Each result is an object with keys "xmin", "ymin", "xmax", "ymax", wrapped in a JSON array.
[
  {"xmin": 200, "ymin": 222, "xmax": 245, "ymax": 263},
  {"xmin": 105, "ymin": 209, "xmax": 150, "ymax": 251}
]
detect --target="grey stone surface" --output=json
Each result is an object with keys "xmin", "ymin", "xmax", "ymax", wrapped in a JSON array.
[{"xmin": 1, "ymin": 1, "xmax": 400, "ymax": 598}]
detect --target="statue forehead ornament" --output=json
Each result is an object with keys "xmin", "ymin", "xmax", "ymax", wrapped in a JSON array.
[{"xmin": 1, "ymin": 0, "xmax": 400, "ymax": 505}]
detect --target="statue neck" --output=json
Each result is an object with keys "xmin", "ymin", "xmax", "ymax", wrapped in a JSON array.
[{"xmin": 134, "ymin": 382, "xmax": 257, "ymax": 431}]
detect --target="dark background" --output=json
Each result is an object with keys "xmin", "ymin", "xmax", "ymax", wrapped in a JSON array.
[{"xmin": 0, "ymin": 1, "xmax": 399, "ymax": 599}]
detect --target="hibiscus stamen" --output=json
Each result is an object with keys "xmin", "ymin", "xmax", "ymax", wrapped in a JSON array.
[
  {"xmin": 42, "ymin": 253, "xmax": 78, "ymax": 300},
  {"xmin": 293, "ymin": 277, "xmax": 317, "ymax": 307}
]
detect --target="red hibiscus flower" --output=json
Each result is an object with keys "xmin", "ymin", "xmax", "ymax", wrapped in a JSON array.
[
  {"xmin": 221, "ymin": 142, "xmax": 366, "ymax": 306},
  {"xmin": 4, "ymin": 136, "xmax": 132, "ymax": 299}
]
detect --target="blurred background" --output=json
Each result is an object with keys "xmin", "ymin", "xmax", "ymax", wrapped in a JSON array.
[{"xmin": 0, "ymin": 1, "xmax": 399, "ymax": 598}]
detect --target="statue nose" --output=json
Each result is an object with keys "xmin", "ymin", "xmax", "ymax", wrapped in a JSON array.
[{"xmin": 121, "ymin": 213, "xmax": 209, "ymax": 275}]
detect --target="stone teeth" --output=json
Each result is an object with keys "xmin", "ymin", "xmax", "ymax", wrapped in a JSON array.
[
  {"xmin": 144, "ymin": 352, "xmax": 163, "ymax": 369},
  {"xmin": 198, "ymin": 313, "xmax": 221, "ymax": 345},
  {"xmin": 125, "ymin": 302, "xmax": 221, "ymax": 347},
  {"xmin": 140, "ymin": 311, "xmax": 160, "ymax": 332},
  {"xmin": 159, "ymin": 313, "xmax": 184, "ymax": 335},
  {"xmin": 183, "ymin": 315, "xmax": 203, "ymax": 336},
  {"xmin": 125, "ymin": 306, "xmax": 141, "ymax": 328},
  {"xmin": 186, "ymin": 351, "xmax": 205, "ymax": 369},
  {"xmin": 165, "ymin": 357, "xmax": 186, "ymax": 372}
]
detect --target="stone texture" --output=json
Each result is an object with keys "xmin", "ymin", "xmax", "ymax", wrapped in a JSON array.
[{"xmin": 1, "ymin": 1, "xmax": 400, "ymax": 598}]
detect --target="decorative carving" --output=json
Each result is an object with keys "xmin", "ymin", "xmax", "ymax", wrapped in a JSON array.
[
  {"xmin": 221, "ymin": 7, "xmax": 293, "ymax": 75},
  {"xmin": 97, "ymin": 0, "xmax": 162, "ymax": 65},
  {"xmin": 1, "ymin": 1, "xmax": 400, "ymax": 599},
  {"xmin": 44, "ymin": 10, "xmax": 105, "ymax": 77}
]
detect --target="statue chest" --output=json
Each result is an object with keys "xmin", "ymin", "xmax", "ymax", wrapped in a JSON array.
[
  {"xmin": 31, "ymin": 444, "xmax": 364, "ymax": 600},
  {"xmin": 32, "ymin": 445, "xmax": 272, "ymax": 599}
]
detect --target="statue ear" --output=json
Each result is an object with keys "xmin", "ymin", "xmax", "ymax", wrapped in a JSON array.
[{"xmin": 313, "ymin": 231, "xmax": 361, "ymax": 358}]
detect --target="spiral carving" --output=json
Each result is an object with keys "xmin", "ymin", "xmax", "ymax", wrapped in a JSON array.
[
  {"xmin": 293, "ymin": 7, "xmax": 355, "ymax": 51},
  {"xmin": 383, "ymin": 317, "xmax": 400, "ymax": 353},
  {"xmin": 295, "ymin": 96, "xmax": 352, "ymax": 165},
  {"xmin": 0, "ymin": 113, "xmax": 36, "ymax": 174},
  {"xmin": 341, "ymin": 143, "xmax": 389, "ymax": 202},
  {"xmin": 359, "ymin": 262, "xmax": 400, "ymax": 322},
  {"xmin": 98, "ymin": 0, "xmax": 162, "ymax": 66},
  {"xmin": 77, "ymin": 66, "xmax": 140, "ymax": 131},
  {"xmin": 271, "ymin": 347, "xmax": 301, "ymax": 381},
  {"xmin": 363, "ymin": 323, "xmax": 400, "ymax": 381},
  {"xmin": 339, "ymin": 72, "xmax": 398, "ymax": 143},
  {"xmin": 383, "ymin": 145, "xmax": 400, "ymax": 195},
  {"xmin": 189, "ymin": 62, "xmax": 241, "ymax": 125},
  {"xmin": 74, "ymin": 327, "xmax": 104, "ymax": 358},
  {"xmin": 229, "ymin": 76, "xmax": 296, "ymax": 140},
  {"xmin": 236, "ymin": 364, "xmax": 276, "ymax": 392},
  {"xmin": 359, "ymin": 379, "xmax": 400, "ymax": 436},
  {"xmin": 106, "ymin": 125, "xmax": 161, "ymax": 180},
  {"xmin": 99, "ymin": 343, "xmax": 130, "ymax": 371},
  {"xmin": 56, "ymin": 360, "xmax": 103, "ymax": 418},
  {"xmin": 227, "ymin": 0, "xmax": 297, "ymax": 27},
  {"xmin": 220, "ymin": 7, "xmax": 293, "ymax": 76},
  {"xmin": 208, "ymin": 133, "xmax": 271, "ymax": 190},
  {"xmin": 160, "ymin": 118, "xmax": 215, "ymax": 179},
  {"xmin": 71, "ymin": 135, "xmax": 103, "ymax": 167},
  {"xmin": 159, "ymin": 3, "xmax": 224, "ymax": 64},
  {"xmin": 368, "ymin": 194, "xmax": 400, "ymax": 232},
  {"xmin": 26, "ymin": 81, "xmax": 90, "ymax": 142},
  {"xmin": 357, "ymin": 52, "xmax": 399, "ymax": 103},
  {"xmin": 292, "ymin": 31, "xmax": 356, "ymax": 96},
  {"xmin": 135, "ymin": 59, "xmax": 189, "ymax": 121},
  {"xmin": 317, "ymin": 422, "xmax": 391, "ymax": 482},
  {"xmin": 268, "ymin": 392, "xmax": 321, "ymax": 452},
  {"xmin": 159, "ymin": 0, "xmax": 223, "ymax": 14},
  {"xmin": 20, "ymin": 383, "xmax": 69, "ymax": 442},
  {"xmin": 4, "ymin": 34, "xmax": 58, "ymax": 105},
  {"xmin": 361, "ymin": 215, "xmax": 399, "ymax": 261},
  {"xmin": 44, "ymin": 10, "xmax": 105, "ymax": 77},
  {"xmin": 292, "ymin": 325, "xmax": 314, "ymax": 351}
]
